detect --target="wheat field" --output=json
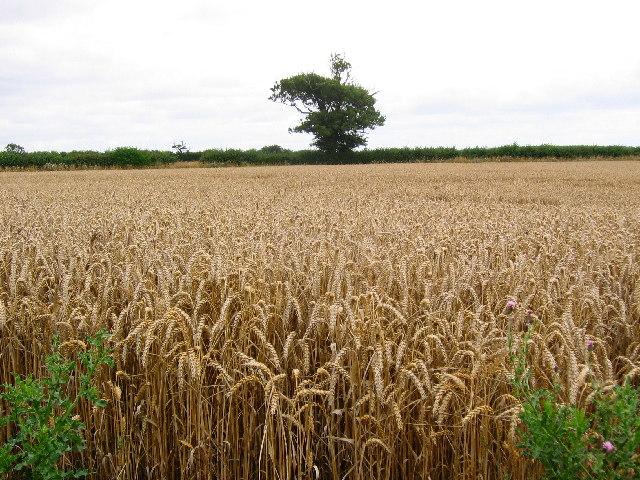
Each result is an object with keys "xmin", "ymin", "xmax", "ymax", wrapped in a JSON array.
[{"xmin": 1, "ymin": 161, "xmax": 639, "ymax": 479}]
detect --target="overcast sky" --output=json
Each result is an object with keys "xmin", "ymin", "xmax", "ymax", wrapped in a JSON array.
[{"xmin": 1, "ymin": 0, "xmax": 638, "ymax": 152}]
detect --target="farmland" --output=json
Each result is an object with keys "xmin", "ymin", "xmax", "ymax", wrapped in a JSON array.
[{"xmin": 1, "ymin": 161, "xmax": 639, "ymax": 479}]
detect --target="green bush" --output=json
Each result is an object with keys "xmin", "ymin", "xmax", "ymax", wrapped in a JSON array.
[
  {"xmin": 107, "ymin": 147, "xmax": 152, "ymax": 167},
  {"xmin": 200, "ymin": 149, "xmax": 260, "ymax": 164},
  {"xmin": 0, "ymin": 152, "xmax": 24, "ymax": 168},
  {"xmin": 175, "ymin": 151, "xmax": 201, "ymax": 162},
  {"xmin": 146, "ymin": 150, "xmax": 176, "ymax": 164},
  {"xmin": 61, "ymin": 151, "xmax": 107, "ymax": 167},
  {"xmin": 0, "ymin": 331, "xmax": 114, "ymax": 479},
  {"xmin": 508, "ymin": 306, "xmax": 640, "ymax": 480}
]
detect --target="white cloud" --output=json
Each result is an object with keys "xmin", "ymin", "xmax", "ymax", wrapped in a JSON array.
[{"xmin": 1, "ymin": 0, "xmax": 639, "ymax": 152}]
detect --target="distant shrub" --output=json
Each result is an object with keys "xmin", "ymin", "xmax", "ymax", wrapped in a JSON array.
[
  {"xmin": 0, "ymin": 152, "xmax": 24, "ymax": 168},
  {"xmin": 200, "ymin": 149, "xmax": 259, "ymax": 164},
  {"xmin": 2, "ymin": 144, "xmax": 639, "ymax": 170},
  {"xmin": 200, "ymin": 149, "xmax": 233, "ymax": 164},
  {"xmin": 146, "ymin": 150, "xmax": 176, "ymax": 164},
  {"xmin": 26, "ymin": 151, "xmax": 65, "ymax": 167},
  {"xmin": 63, "ymin": 151, "xmax": 109, "ymax": 167},
  {"xmin": 107, "ymin": 147, "xmax": 152, "ymax": 167},
  {"xmin": 260, "ymin": 145, "xmax": 291, "ymax": 154},
  {"xmin": 457, "ymin": 144, "xmax": 640, "ymax": 160},
  {"xmin": 176, "ymin": 151, "xmax": 201, "ymax": 162}
]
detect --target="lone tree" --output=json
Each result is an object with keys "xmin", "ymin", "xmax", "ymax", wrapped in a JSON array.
[
  {"xmin": 269, "ymin": 54, "xmax": 385, "ymax": 153},
  {"xmin": 5, "ymin": 143, "xmax": 25, "ymax": 154},
  {"xmin": 171, "ymin": 140, "xmax": 190, "ymax": 155}
]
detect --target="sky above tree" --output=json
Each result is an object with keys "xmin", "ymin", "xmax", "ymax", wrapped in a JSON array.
[{"xmin": 1, "ymin": 0, "xmax": 638, "ymax": 152}]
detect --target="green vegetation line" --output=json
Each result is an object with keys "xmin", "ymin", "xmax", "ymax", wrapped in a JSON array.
[{"xmin": 2, "ymin": 143, "xmax": 640, "ymax": 169}]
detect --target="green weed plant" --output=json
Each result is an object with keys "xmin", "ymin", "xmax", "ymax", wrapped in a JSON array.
[
  {"xmin": 508, "ymin": 304, "xmax": 640, "ymax": 479},
  {"xmin": 0, "ymin": 331, "xmax": 114, "ymax": 479}
]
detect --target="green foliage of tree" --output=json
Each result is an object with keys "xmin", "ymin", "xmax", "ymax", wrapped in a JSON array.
[
  {"xmin": 259, "ymin": 145, "xmax": 291, "ymax": 154},
  {"xmin": 269, "ymin": 54, "xmax": 385, "ymax": 153},
  {"xmin": 5, "ymin": 143, "xmax": 26, "ymax": 154}
]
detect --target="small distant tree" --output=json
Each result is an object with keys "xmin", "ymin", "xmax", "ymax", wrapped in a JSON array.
[
  {"xmin": 269, "ymin": 54, "xmax": 385, "ymax": 153},
  {"xmin": 5, "ymin": 143, "xmax": 25, "ymax": 154},
  {"xmin": 171, "ymin": 141, "xmax": 190, "ymax": 156},
  {"xmin": 259, "ymin": 145, "xmax": 290, "ymax": 154}
]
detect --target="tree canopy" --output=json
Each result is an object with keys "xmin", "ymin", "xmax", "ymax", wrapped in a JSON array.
[
  {"xmin": 5, "ymin": 143, "xmax": 25, "ymax": 154},
  {"xmin": 269, "ymin": 54, "xmax": 385, "ymax": 153}
]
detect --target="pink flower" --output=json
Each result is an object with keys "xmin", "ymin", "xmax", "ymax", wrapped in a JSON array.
[
  {"xmin": 587, "ymin": 339, "xmax": 596, "ymax": 351},
  {"xmin": 506, "ymin": 300, "xmax": 516, "ymax": 313},
  {"xmin": 602, "ymin": 441, "xmax": 616, "ymax": 453}
]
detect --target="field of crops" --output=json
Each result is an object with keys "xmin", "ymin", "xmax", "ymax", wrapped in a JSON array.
[{"xmin": 1, "ymin": 162, "xmax": 639, "ymax": 479}]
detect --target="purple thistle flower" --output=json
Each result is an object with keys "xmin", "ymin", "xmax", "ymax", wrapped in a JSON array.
[
  {"xmin": 587, "ymin": 339, "xmax": 596, "ymax": 351},
  {"xmin": 602, "ymin": 440, "xmax": 616, "ymax": 453},
  {"xmin": 506, "ymin": 300, "xmax": 516, "ymax": 314}
]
